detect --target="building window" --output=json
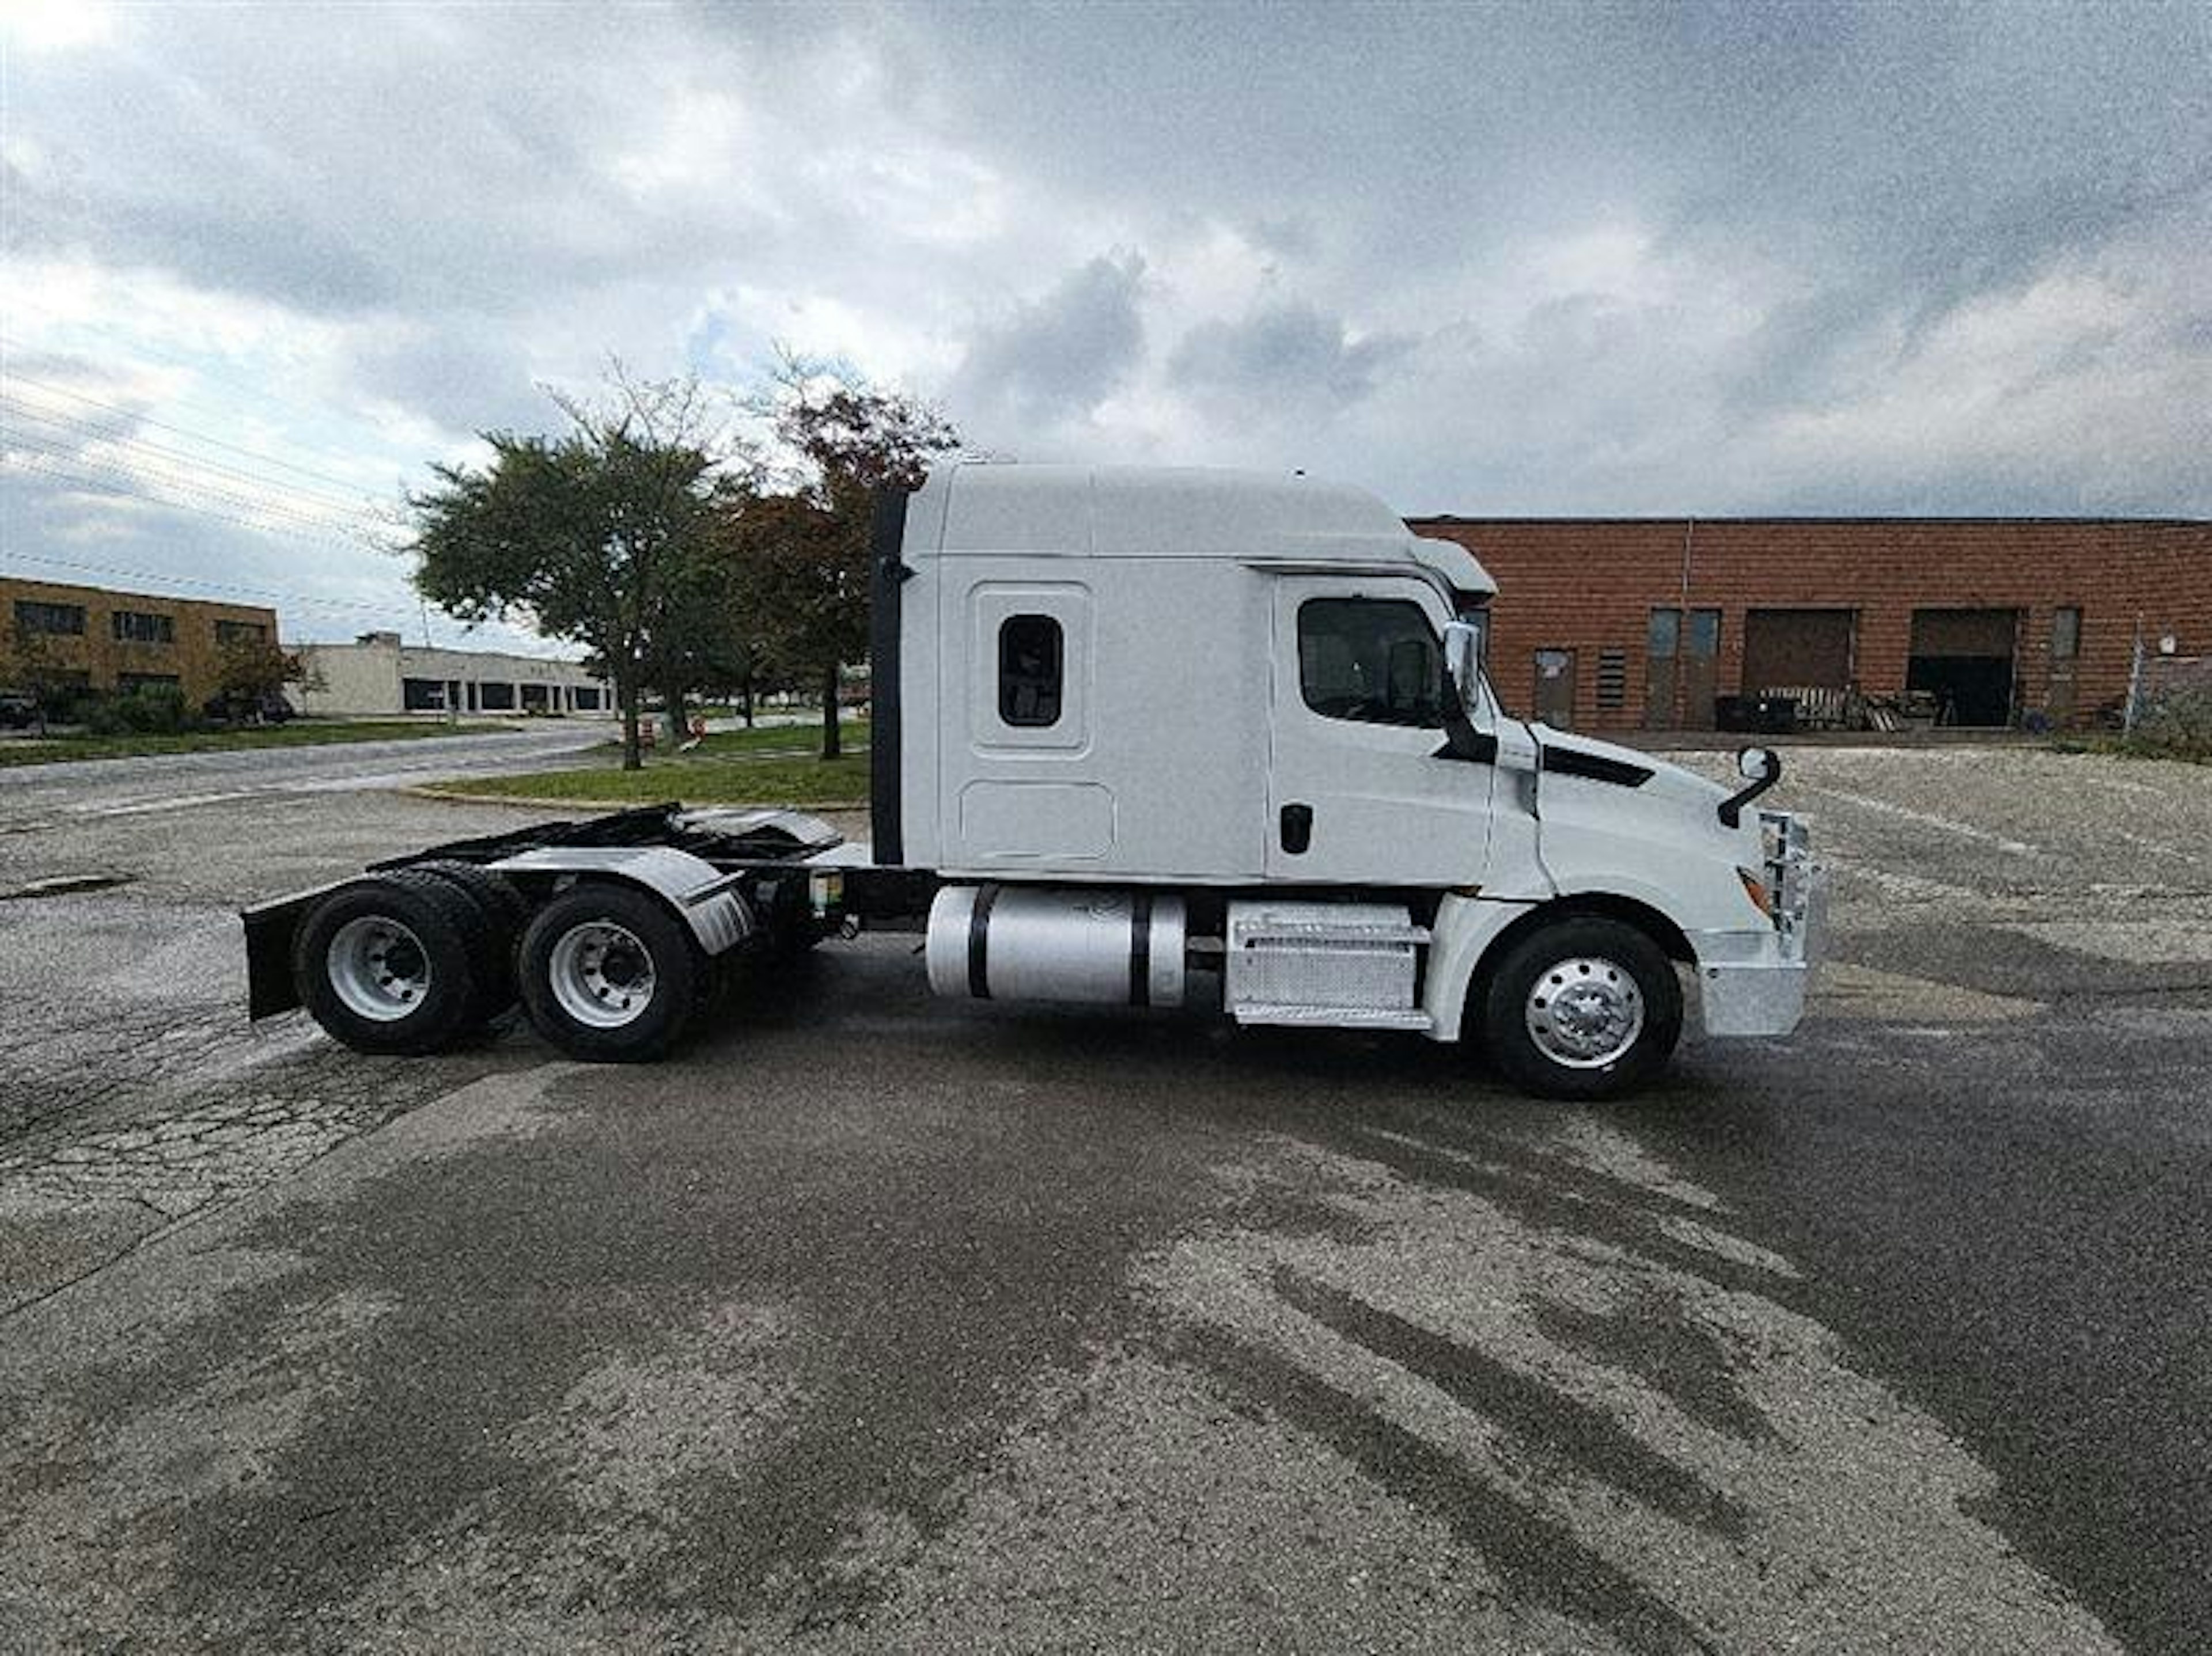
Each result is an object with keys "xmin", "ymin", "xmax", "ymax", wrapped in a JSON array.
[
  {"xmin": 1686, "ymin": 608, "xmax": 1721, "ymax": 660},
  {"xmin": 997, "ymin": 613, "xmax": 1065, "ymax": 727},
  {"xmin": 116, "ymin": 673, "xmax": 181, "ymax": 693},
  {"xmin": 571, "ymin": 685, "xmax": 601, "ymax": 711},
  {"xmin": 1597, "ymin": 648, "xmax": 1628, "ymax": 710},
  {"xmin": 1649, "ymin": 607, "xmax": 1719, "ymax": 660},
  {"xmin": 478, "ymin": 681, "xmax": 516, "ymax": 711},
  {"xmin": 214, "ymin": 619, "xmax": 267, "ymax": 646},
  {"xmin": 2052, "ymin": 607, "xmax": 2082, "ymax": 661},
  {"xmin": 402, "ymin": 678, "xmax": 447, "ymax": 711},
  {"xmin": 111, "ymin": 609, "xmax": 176, "ymax": 645},
  {"xmin": 1297, "ymin": 598, "xmax": 1443, "ymax": 727},
  {"xmin": 13, "ymin": 600, "xmax": 86, "ymax": 637}
]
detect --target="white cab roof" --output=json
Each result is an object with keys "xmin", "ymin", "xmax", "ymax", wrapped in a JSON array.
[{"xmin": 915, "ymin": 464, "xmax": 1494, "ymax": 597}]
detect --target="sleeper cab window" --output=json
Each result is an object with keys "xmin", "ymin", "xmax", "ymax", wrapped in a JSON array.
[
  {"xmin": 997, "ymin": 612, "xmax": 1064, "ymax": 727},
  {"xmin": 1299, "ymin": 598, "xmax": 1443, "ymax": 727}
]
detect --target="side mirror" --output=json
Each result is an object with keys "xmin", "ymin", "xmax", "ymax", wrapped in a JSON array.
[
  {"xmin": 1442, "ymin": 620, "xmax": 1482, "ymax": 708},
  {"xmin": 1737, "ymin": 745, "xmax": 1778, "ymax": 783},
  {"xmin": 1719, "ymin": 745, "xmax": 1782, "ymax": 828},
  {"xmin": 1437, "ymin": 620, "xmax": 1497, "ymax": 763}
]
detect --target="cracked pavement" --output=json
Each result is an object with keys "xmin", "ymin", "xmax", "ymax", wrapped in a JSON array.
[{"xmin": 1, "ymin": 741, "xmax": 2209, "ymax": 1653}]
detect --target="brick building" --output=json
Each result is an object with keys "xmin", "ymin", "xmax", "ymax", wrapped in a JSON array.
[
  {"xmin": 1, "ymin": 575, "xmax": 280, "ymax": 707},
  {"xmin": 1408, "ymin": 517, "xmax": 2212, "ymax": 733}
]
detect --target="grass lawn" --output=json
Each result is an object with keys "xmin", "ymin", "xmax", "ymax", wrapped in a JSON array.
[
  {"xmin": 437, "ymin": 752, "xmax": 870, "ymax": 808},
  {"xmin": 0, "ymin": 719, "xmax": 517, "ymax": 768}
]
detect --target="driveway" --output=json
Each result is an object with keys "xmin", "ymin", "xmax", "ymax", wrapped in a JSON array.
[
  {"xmin": 1, "ymin": 745, "xmax": 2208, "ymax": 1653},
  {"xmin": 0, "ymin": 722, "xmax": 605, "ymax": 832}
]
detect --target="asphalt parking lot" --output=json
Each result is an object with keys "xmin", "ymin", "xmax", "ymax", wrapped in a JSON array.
[{"xmin": 2, "ymin": 744, "xmax": 2209, "ymax": 1653}]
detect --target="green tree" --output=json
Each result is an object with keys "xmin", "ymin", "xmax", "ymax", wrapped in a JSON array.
[
  {"xmin": 210, "ymin": 635, "xmax": 312, "ymax": 719},
  {"xmin": 644, "ymin": 524, "xmax": 757, "ymax": 741},
  {"xmin": 410, "ymin": 372, "xmax": 741, "ymax": 770},
  {"xmin": 730, "ymin": 357, "xmax": 959, "ymax": 759},
  {"xmin": 0, "ymin": 624, "xmax": 81, "ymax": 736}
]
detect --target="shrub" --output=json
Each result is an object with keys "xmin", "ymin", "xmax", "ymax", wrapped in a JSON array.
[
  {"xmin": 2127, "ymin": 686, "xmax": 2212, "ymax": 761},
  {"xmin": 84, "ymin": 685, "xmax": 196, "ymax": 736}
]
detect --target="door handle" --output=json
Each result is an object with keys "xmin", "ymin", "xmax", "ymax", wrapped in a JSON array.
[{"xmin": 1279, "ymin": 803, "xmax": 1313, "ymax": 855}]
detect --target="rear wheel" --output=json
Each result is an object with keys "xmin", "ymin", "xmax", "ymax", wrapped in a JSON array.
[
  {"xmin": 1479, "ymin": 915, "xmax": 1682, "ymax": 1100},
  {"xmin": 517, "ymin": 884, "xmax": 700, "ymax": 1061},
  {"xmin": 294, "ymin": 872, "xmax": 482, "ymax": 1055},
  {"xmin": 409, "ymin": 860, "xmax": 528, "ymax": 1023}
]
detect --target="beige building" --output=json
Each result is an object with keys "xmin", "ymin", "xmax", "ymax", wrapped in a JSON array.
[
  {"xmin": 293, "ymin": 632, "xmax": 612, "ymax": 717},
  {"xmin": 2, "ymin": 575, "xmax": 279, "ymax": 705}
]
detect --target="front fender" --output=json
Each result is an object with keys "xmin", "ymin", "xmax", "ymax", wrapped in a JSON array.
[{"xmin": 1421, "ymin": 893, "xmax": 1537, "ymax": 1041}]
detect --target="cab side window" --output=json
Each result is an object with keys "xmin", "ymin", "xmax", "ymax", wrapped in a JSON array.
[
  {"xmin": 998, "ymin": 613, "xmax": 1064, "ymax": 727},
  {"xmin": 1298, "ymin": 598, "xmax": 1442, "ymax": 727}
]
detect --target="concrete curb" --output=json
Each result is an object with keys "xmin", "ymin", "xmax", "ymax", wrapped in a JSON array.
[{"xmin": 399, "ymin": 786, "xmax": 871, "ymax": 811}]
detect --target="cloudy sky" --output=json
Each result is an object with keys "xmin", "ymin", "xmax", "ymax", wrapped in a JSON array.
[{"xmin": 2, "ymin": 0, "xmax": 2207, "ymax": 650}]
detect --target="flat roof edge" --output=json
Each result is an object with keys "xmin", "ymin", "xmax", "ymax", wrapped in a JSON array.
[{"xmin": 1406, "ymin": 514, "xmax": 2212, "ymax": 528}]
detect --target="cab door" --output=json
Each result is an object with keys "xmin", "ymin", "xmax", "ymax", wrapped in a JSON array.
[{"xmin": 1264, "ymin": 577, "xmax": 1495, "ymax": 884}]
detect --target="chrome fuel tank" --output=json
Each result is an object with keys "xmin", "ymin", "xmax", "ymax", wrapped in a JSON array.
[{"xmin": 926, "ymin": 885, "xmax": 1186, "ymax": 1007}]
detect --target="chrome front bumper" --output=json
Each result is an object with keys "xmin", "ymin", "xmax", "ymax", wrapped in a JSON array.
[{"xmin": 1694, "ymin": 812, "xmax": 1827, "ymax": 1039}]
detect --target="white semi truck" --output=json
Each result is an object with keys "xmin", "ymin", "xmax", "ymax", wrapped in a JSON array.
[{"xmin": 243, "ymin": 465, "xmax": 1823, "ymax": 1099}]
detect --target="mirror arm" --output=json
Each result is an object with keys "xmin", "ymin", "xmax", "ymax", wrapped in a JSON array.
[
  {"xmin": 1718, "ymin": 750, "xmax": 1782, "ymax": 828},
  {"xmin": 1436, "ymin": 666, "xmax": 1498, "ymax": 764}
]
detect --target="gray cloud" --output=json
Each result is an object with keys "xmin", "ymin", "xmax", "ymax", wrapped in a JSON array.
[
  {"xmin": 2, "ymin": 0, "xmax": 2206, "ymax": 642},
  {"xmin": 343, "ymin": 328, "xmax": 551, "ymax": 437},
  {"xmin": 947, "ymin": 253, "xmax": 1147, "ymax": 435},
  {"xmin": 1169, "ymin": 301, "xmax": 1412, "ymax": 410}
]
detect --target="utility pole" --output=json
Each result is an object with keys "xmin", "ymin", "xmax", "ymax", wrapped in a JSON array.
[{"xmin": 2124, "ymin": 617, "xmax": 2145, "ymax": 737}]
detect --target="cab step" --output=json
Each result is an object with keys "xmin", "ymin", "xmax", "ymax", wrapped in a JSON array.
[
  {"xmin": 1231, "ymin": 1003, "xmax": 1434, "ymax": 1032},
  {"xmin": 1224, "ymin": 899, "xmax": 1430, "ymax": 1030}
]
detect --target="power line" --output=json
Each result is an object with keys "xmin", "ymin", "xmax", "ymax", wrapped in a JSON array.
[
  {"xmin": 0, "ymin": 548, "xmax": 418, "ymax": 616},
  {"xmin": 0, "ymin": 320, "xmax": 422, "ymax": 483},
  {"xmin": 0, "ymin": 367, "xmax": 403, "ymax": 498},
  {"xmin": 1, "ymin": 431, "xmax": 397, "ymax": 544},
  {"xmin": 0, "ymin": 394, "xmax": 395, "ymax": 517},
  {"xmin": 0, "ymin": 286, "xmax": 532, "ymax": 457},
  {"xmin": 0, "ymin": 388, "xmax": 389, "ymax": 511},
  {"xmin": 3, "ymin": 450, "xmax": 404, "ymax": 560}
]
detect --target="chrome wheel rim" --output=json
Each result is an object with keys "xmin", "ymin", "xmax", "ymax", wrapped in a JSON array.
[
  {"xmin": 547, "ymin": 920, "xmax": 656, "ymax": 1029},
  {"xmin": 1525, "ymin": 956, "xmax": 1645, "ymax": 1068},
  {"xmin": 328, "ymin": 915, "xmax": 431, "ymax": 1022}
]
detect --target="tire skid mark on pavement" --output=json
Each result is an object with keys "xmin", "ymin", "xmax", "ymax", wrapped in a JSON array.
[
  {"xmin": 1181, "ymin": 1320, "xmax": 1714, "ymax": 1655},
  {"xmin": 1125, "ymin": 1124, "xmax": 2124, "ymax": 1654}
]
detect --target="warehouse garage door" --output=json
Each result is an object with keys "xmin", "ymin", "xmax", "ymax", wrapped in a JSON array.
[
  {"xmin": 1741, "ymin": 609, "xmax": 1856, "ymax": 692},
  {"xmin": 1908, "ymin": 608, "xmax": 2019, "ymax": 726}
]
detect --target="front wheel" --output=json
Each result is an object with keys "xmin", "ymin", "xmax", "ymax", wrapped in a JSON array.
[
  {"xmin": 517, "ymin": 884, "xmax": 700, "ymax": 1062},
  {"xmin": 1478, "ymin": 915, "xmax": 1683, "ymax": 1100}
]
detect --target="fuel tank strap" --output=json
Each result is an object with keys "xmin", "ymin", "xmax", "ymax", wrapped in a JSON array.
[
  {"xmin": 1130, "ymin": 892, "xmax": 1154, "ymax": 1007},
  {"xmin": 968, "ymin": 881, "xmax": 1000, "ymax": 999}
]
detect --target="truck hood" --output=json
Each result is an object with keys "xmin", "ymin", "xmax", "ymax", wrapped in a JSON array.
[
  {"xmin": 1522, "ymin": 723, "xmax": 1769, "ymax": 926},
  {"xmin": 1529, "ymin": 725, "xmax": 1731, "ymax": 810}
]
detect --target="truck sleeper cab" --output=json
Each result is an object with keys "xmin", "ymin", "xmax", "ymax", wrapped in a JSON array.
[{"xmin": 244, "ymin": 464, "xmax": 1823, "ymax": 1100}]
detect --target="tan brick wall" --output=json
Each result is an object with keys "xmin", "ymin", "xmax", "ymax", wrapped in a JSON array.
[
  {"xmin": 1407, "ymin": 518, "xmax": 2212, "ymax": 733},
  {"xmin": 1, "ymin": 575, "xmax": 281, "ymax": 706}
]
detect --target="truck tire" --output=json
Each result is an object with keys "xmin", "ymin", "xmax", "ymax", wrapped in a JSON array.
[
  {"xmin": 410, "ymin": 860, "xmax": 529, "ymax": 1022},
  {"xmin": 1478, "ymin": 915, "xmax": 1682, "ymax": 1101},
  {"xmin": 293, "ymin": 872, "xmax": 483, "ymax": 1056},
  {"xmin": 516, "ymin": 882, "xmax": 700, "ymax": 1062}
]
